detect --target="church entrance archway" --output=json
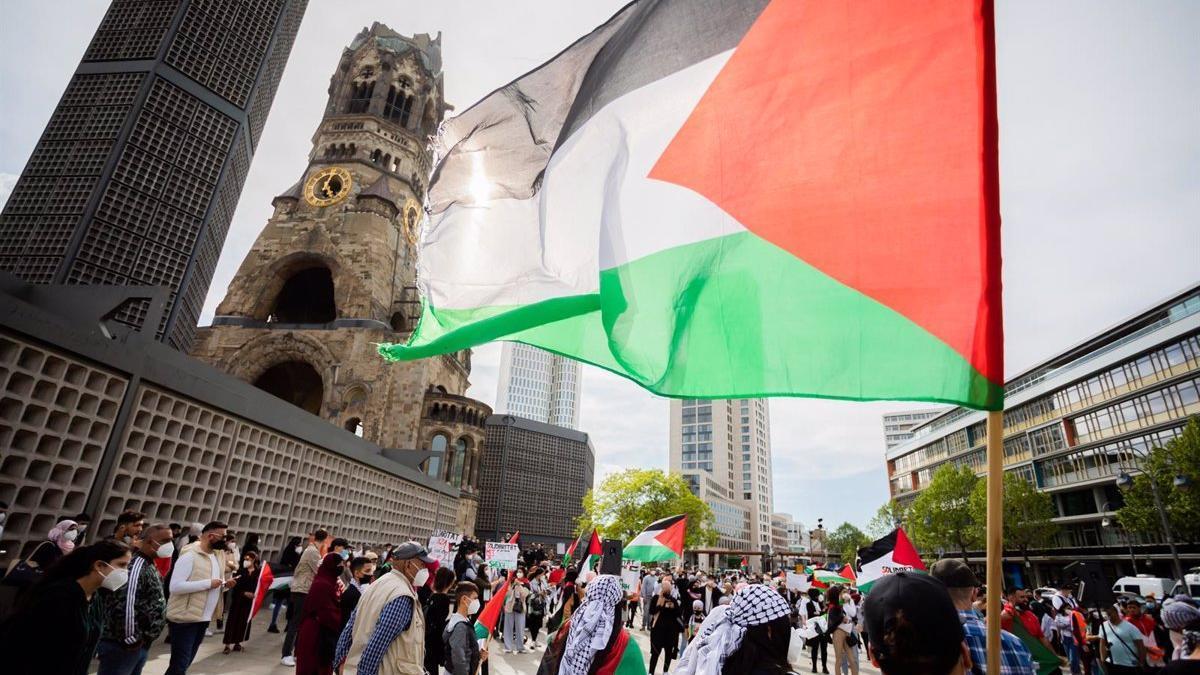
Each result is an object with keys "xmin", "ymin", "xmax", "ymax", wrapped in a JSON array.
[{"xmin": 253, "ymin": 361, "xmax": 324, "ymax": 415}]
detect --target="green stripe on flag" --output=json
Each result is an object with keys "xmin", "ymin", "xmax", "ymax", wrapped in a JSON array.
[{"xmin": 382, "ymin": 232, "xmax": 1002, "ymax": 410}]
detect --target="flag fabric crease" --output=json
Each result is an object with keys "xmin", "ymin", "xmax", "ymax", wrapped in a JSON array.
[{"xmin": 379, "ymin": 0, "xmax": 1004, "ymax": 411}]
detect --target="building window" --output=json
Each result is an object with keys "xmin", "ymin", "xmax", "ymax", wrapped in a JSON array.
[
  {"xmin": 385, "ymin": 79, "xmax": 416, "ymax": 127},
  {"xmin": 348, "ymin": 78, "xmax": 375, "ymax": 114},
  {"xmin": 268, "ymin": 267, "xmax": 336, "ymax": 324}
]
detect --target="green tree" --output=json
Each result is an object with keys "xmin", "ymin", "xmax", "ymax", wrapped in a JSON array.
[
  {"xmin": 1116, "ymin": 417, "xmax": 1200, "ymax": 545},
  {"xmin": 969, "ymin": 471, "xmax": 1059, "ymax": 568},
  {"xmin": 576, "ymin": 468, "xmax": 718, "ymax": 549},
  {"xmin": 866, "ymin": 500, "xmax": 908, "ymax": 538},
  {"xmin": 826, "ymin": 522, "xmax": 871, "ymax": 564},
  {"xmin": 907, "ymin": 463, "xmax": 980, "ymax": 561}
]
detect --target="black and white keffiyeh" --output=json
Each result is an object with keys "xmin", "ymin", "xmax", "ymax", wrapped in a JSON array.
[
  {"xmin": 560, "ymin": 574, "xmax": 624, "ymax": 675},
  {"xmin": 671, "ymin": 584, "xmax": 791, "ymax": 675}
]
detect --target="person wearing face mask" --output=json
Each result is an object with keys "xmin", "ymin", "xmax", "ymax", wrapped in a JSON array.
[
  {"xmin": 444, "ymin": 582, "xmax": 487, "ymax": 675},
  {"xmin": 222, "ymin": 551, "xmax": 261, "ymax": 654},
  {"xmin": 344, "ymin": 557, "xmax": 378, "ymax": 635},
  {"xmin": 70, "ymin": 511, "xmax": 93, "ymax": 544},
  {"xmin": 700, "ymin": 576, "xmax": 723, "ymax": 614},
  {"xmin": 296, "ymin": 553, "xmax": 347, "ymax": 675},
  {"xmin": 503, "ymin": 567, "xmax": 533, "ymax": 654},
  {"xmin": 2, "ymin": 518, "xmax": 79, "ymax": 602},
  {"xmin": 336, "ymin": 541, "xmax": 435, "ymax": 675},
  {"xmin": 164, "ymin": 520, "xmax": 236, "ymax": 675},
  {"xmin": 98, "ymin": 523, "xmax": 173, "ymax": 675},
  {"xmin": 0, "ymin": 539, "xmax": 132, "ymax": 675}
]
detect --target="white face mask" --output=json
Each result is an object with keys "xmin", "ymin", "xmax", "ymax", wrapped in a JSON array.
[
  {"xmin": 411, "ymin": 567, "xmax": 430, "ymax": 588},
  {"xmin": 467, "ymin": 598, "xmax": 481, "ymax": 614},
  {"xmin": 243, "ymin": 560, "xmax": 252, "ymax": 569},
  {"xmin": 155, "ymin": 541, "xmax": 174, "ymax": 559},
  {"xmin": 295, "ymin": 546, "xmax": 303, "ymax": 554},
  {"xmin": 100, "ymin": 563, "xmax": 129, "ymax": 591},
  {"xmin": 64, "ymin": 529, "xmax": 79, "ymax": 542}
]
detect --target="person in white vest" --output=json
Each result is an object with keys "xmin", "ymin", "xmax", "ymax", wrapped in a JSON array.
[
  {"xmin": 164, "ymin": 520, "xmax": 234, "ymax": 675},
  {"xmin": 335, "ymin": 541, "xmax": 435, "ymax": 675}
]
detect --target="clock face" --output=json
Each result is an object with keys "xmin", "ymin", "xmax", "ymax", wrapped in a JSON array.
[
  {"xmin": 402, "ymin": 198, "xmax": 422, "ymax": 246},
  {"xmin": 304, "ymin": 166, "xmax": 353, "ymax": 207}
]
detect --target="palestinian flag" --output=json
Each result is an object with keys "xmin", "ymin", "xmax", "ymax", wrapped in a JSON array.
[
  {"xmin": 250, "ymin": 563, "xmax": 275, "ymax": 618},
  {"xmin": 839, "ymin": 565, "xmax": 857, "ymax": 583},
  {"xmin": 624, "ymin": 515, "xmax": 686, "ymax": 562},
  {"xmin": 474, "ymin": 532, "xmax": 521, "ymax": 640},
  {"xmin": 856, "ymin": 528, "xmax": 926, "ymax": 593},
  {"xmin": 379, "ymin": 0, "xmax": 1004, "ymax": 411},
  {"xmin": 564, "ymin": 529, "xmax": 603, "ymax": 570},
  {"xmin": 810, "ymin": 568, "xmax": 854, "ymax": 589}
]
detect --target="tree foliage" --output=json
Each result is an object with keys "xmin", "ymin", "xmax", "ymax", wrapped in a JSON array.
[
  {"xmin": 969, "ymin": 471, "xmax": 1059, "ymax": 561},
  {"xmin": 866, "ymin": 500, "xmax": 908, "ymax": 538},
  {"xmin": 907, "ymin": 464, "xmax": 980, "ymax": 560},
  {"xmin": 826, "ymin": 522, "xmax": 872, "ymax": 564},
  {"xmin": 1116, "ymin": 417, "xmax": 1200, "ymax": 544},
  {"xmin": 576, "ymin": 468, "xmax": 718, "ymax": 549}
]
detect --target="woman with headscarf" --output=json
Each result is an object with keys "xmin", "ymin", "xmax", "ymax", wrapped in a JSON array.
[
  {"xmin": 674, "ymin": 584, "xmax": 793, "ymax": 675},
  {"xmin": 294, "ymin": 553, "xmax": 344, "ymax": 675},
  {"xmin": 2, "ymin": 518, "xmax": 79, "ymax": 600},
  {"xmin": 537, "ymin": 574, "xmax": 647, "ymax": 675},
  {"xmin": 1161, "ymin": 597, "xmax": 1199, "ymax": 673}
]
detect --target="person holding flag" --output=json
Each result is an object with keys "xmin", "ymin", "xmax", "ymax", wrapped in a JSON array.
[
  {"xmin": 537, "ymin": 575, "xmax": 647, "ymax": 675},
  {"xmin": 221, "ymin": 550, "xmax": 263, "ymax": 654}
]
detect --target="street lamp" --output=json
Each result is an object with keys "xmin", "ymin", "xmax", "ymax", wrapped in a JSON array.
[
  {"xmin": 1100, "ymin": 502, "xmax": 1137, "ymax": 574},
  {"xmin": 1114, "ymin": 469, "xmax": 1186, "ymax": 591}
]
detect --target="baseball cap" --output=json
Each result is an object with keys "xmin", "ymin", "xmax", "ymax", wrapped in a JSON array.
[
  {"xmin": 390, "ymin": 541, "xmax": 435, "ymax": 563},
  {"xmin": 929, "ymin": 559, "xmax": 979, "ymax": 589},
  {"xmin": 864, "ymin": 572, "xmax": 964, "ymax": 674}
]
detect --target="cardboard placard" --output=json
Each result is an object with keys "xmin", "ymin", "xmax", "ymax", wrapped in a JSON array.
[
  {"xmin": 786, "ymin": 571, "xmax": 811, "ymax": 592},
  {"xmin": 485, "ymin": 541, "xmax": 520, "ymax": 570},
  {"xmin": 427, "ymin": 530, "xmax": 462, "ymax": 569},
  {"xmin": 620, "ymin": 559, "xmax": 642, "ymax": 593}
]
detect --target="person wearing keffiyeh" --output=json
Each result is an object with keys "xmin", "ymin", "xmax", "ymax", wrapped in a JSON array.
[
  {"xmin": 537, "ymin": 574, "xmax": 647, "ymax": 675},
  {"xmin": 673, "ymin": 584, "xmax": 793, "ymax": 675},
  {"xmin": 1160, "ymin": 596, "xmax": 1200, "ymax": 670}
]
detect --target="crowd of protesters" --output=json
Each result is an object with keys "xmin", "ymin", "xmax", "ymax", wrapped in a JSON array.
[{"xmin": 1, "ymin": 513, "xmax": 1198, "ymax": 675}]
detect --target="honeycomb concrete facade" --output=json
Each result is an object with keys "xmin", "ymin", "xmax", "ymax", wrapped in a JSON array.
[{"xmin": 0, "ymin": 279, "xmax": 459, "ymax": 564}]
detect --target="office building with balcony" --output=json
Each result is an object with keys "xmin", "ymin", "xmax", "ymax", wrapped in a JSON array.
[{"xmin": 885, "ymin": 285, "xmax": 1200, "ymax": 584}]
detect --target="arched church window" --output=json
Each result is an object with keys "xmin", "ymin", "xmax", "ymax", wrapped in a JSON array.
[
  {"xmin": 348, "ymin": 79, "xmax": 375, "ymax": 114},
  {"xmin": 254, "ymin": 361, "xmax": 324, "ymax": 415},
  {"xmin": 269, "ymin": 267, "xmax": 336, "ymax": 324},
  {"xmin": 389, "ymin": 311, "xmax": 406, "ymax": 332},
  {"xmin": 371, "ymin": 148, "xmax": 382, "ymax": 164},
  {"xmin": 428, "ymin": 433, "xmax": 448, "ymax": 479},
  {"xmin": 385, "ymin": 78, "xmax": 416, "ymax": 127},
  {"xmin": 451, "ymin": 438, "xmax": 469, "ymax": 487}
]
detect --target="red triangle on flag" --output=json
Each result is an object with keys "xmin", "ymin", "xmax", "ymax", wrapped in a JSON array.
[{"xmin": 892, "ymin": 527, "xmax": 926, "ymax": 571}]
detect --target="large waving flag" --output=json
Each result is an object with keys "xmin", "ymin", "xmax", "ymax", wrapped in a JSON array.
[
  {"xmin": 856, "ymin": 528, "xmax": 926, "ymax": 593},
  {"xmin": 624, "ymin": 515, "xmax": 686, "ymax": 562},
  {"xmin": 379, "ymin": 0, "xmax": 1003, "ymax": 411}
]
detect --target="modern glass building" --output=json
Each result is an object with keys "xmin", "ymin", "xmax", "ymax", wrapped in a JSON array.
[
  {"xmin": 883, "ymin": 408, "xmax": 944, "ymax": 450},
  {"xmin": 495, "ymin": 342, "xmax": 582, "ymax": 430},
  {"xmin": 885, "ymin": 284, "xmax": 1200, "ymax": 583}
]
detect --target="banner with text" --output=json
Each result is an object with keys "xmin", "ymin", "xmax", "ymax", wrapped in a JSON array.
[{"xmin": 485, "ymin": 541, "xmax": 520, "ymax": 570}]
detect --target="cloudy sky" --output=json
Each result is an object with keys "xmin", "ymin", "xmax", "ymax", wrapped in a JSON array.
[{"xmin": 2, "ymin": 1, "xmax": 1197, "ymax": 531}]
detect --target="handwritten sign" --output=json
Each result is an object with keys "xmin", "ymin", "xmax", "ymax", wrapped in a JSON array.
[
  {"xmin": 485, "ymin": 541, "xmax": 520, "ymax": 570},
  {"xmin": 427, "ymin": 530, "xmax": 462, "ymax": 569},
  {"xmin": 619, "ymin": 559, "xmax": 642, "ymax": 593}
]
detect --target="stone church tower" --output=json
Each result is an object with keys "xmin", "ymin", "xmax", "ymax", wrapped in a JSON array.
[{"xmin": 191, "ymin": 24, "xmax": 488, "ymax": 533}]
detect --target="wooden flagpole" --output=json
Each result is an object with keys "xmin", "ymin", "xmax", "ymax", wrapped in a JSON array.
[{"xmin": 985, "ymin": 409, "xmax": 1004, "ymax": 675}]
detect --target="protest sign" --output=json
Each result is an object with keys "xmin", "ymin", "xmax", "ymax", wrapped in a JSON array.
[
  {"xmin": 427, "ymin": 530, "xmax": 462, "ymax": 569},
  {"xmin": 786, "ymin": 571, "xmax": 811, "ymax": 592},
  {"xmin": 619, "ymin": 559, "xmax": 641, "ymax": 593},
  {"xmin": 485, "ymin": 541, "xmax": 520, "ymax": 570}
]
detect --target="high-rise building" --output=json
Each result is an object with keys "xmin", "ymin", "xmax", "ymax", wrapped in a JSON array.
[
  {"xmin": 882, "ymin": 408, "xmax": 944, "ymax": 449},
  {"xmin": 476, "ymin": 414, "xmax": 595, "ymax": 548},
  {"xmin": 670, "ymin": 398, "xmax": 774, "ymax": 568},
  {"xmin": 495, "ymin": 342, "xmax": 582, "ymax": 429},
  {"xmin": 885, "ymin": 284, "xmax": 1200, "ymax": 584},
  {"xmin": 189, "ymin": 23, "xmax": 492, "ymax": 535},
  {"xmin": 0, "ymin": 0, "xmax": 308, "ymax": 351}
]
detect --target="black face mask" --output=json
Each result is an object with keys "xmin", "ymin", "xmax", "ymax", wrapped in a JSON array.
[{"xmin": 210, "ymin": 539, "xmax": 228, "ymax": 551}]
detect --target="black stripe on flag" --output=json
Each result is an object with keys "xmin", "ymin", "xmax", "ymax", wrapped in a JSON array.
[
  {"xmin": 857, "ymin": 529, "xmax": 900, "ymax": 565},
  {"xmin": 428, "ymin": 0, "xmax": 769, "ymax": 215}
]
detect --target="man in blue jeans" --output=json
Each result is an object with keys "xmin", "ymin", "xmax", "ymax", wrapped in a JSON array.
[
  {"xmin": 164, "ymin": 521, "xmax": 235, "ymax": 675},
  {"xmin": 98, "ymin": 523, "xmax": 174, "ymax": 675}
]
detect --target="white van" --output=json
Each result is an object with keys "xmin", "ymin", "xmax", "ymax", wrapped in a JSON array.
[
  {"xmin": 1170, "ymin": 571, "xmax": 1200, "ymax": 599},
  {"xmin": 1112, "ymin": 574, "xmax": 1175, "ymax": 599}
]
